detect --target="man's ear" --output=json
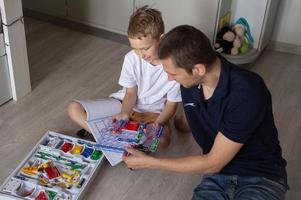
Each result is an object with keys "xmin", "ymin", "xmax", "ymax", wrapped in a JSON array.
[
  {"xmin": 192, "ymin": 64, "xmax": 206, "ymax": 76},
  {"xmin": 159, "ymin": 33, "xmax": 165, "ymax": 40}
]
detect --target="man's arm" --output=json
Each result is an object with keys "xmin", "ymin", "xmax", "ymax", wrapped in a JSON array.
[
  {"xmin": 155, "ymin": 101, "xmax": 178, "ymax": 125},
  {"xmin": 123, "ymin": 132, "xmax": 243, "ymax": 173}
]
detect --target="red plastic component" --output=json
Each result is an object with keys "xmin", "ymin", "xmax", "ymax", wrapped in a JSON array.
[
  {"xmin": 36, "ymin": 191, "xmax": 48, "ymax": 200},
  {"xmin": 60, "ymin": 142, "xmax": 73, "ymax": 153},
  {"xmin": 45, "ymin": 166, "xmax": 60, "ymax": 179},
  {"xmin": 124, "ymin": 121, "xmax": 139, "ymax": 131}
]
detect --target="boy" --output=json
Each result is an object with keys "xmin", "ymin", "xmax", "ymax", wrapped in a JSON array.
[{"xmin": 67, "ymin": 6, "xmax": 181, "ymax": 149}]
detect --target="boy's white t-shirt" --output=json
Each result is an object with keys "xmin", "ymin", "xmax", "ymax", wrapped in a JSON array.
[{"xmin": 110, "ymin": 50, "xmax": 181, "ymax": 113}]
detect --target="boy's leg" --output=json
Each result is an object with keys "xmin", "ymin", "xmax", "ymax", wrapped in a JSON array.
[
  {"xmin": 67, "ymin": 100, "xmax": 91, "ymax": 132},
  {"xmin": 130, "ymin": 112, "xmax": 171, "ymax": 150},
  {"xmin": 158, "ymin": 122, "xmax": 171, "ymax": 150},
  {"xmin": 174, "ymin": 103, "xmax": 191, "ymax": 133},
  {"xmin": 130, "ymin": 112, "xmax": 159, "ymax": 123},
  {"xmin": 174, "ymin": 114, "xmax": 191, "ymax": 133}
]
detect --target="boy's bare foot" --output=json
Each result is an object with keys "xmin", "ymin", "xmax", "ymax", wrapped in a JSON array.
[
  {"xmin": 174, "ymin": 115, "xmax": 191, "ymax": 133},
  {"xmin": 76, "ymin": 129, "xmax": 91, "ymax": 137}
]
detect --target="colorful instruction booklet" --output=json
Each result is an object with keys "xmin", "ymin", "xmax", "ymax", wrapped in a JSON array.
[{"xmin": 78, "ymin": 98, "xmax": 164, "ymax": 166}]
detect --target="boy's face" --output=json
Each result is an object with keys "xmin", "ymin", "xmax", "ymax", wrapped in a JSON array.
[{"xmin": 129, "ymin": 35, "xmax": 160, "ymax": 65}]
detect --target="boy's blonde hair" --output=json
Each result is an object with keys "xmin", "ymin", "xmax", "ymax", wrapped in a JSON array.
[{"xmin": 128, "ymin": 5, "xmax": 164, "ymax": 39}]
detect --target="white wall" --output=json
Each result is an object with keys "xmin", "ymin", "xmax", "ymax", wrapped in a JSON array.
[{"xmin": 272, "ymin": 0, "xmax": 301, "ymax": 46}]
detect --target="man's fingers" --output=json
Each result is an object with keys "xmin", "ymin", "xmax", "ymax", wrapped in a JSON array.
[
  {"xmin": 127, "ymin": 148, "xmax": 146, "ymax": 156},
  {"xmin": 125, "ymin": 148, "xmax": 138, "ymax": 155}
]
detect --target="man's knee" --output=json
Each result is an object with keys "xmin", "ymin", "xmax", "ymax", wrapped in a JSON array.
[
  {"xmin": 192, "ymin": 175, "xmax": 227, "ymax": 200},
  {"xmin": 234, "ymin": 178, "xmax": 287, "ymax": 200}
]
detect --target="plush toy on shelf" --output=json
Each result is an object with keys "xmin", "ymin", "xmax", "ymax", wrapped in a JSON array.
[
  {"xmin": 215, "ymin": 17, "xmax": 254, "ymax": 56},
  {"xmin": 231, "ymin": 24, "xmax": 244, "ymax": 55},
  {"xmin": 235, "ymin": 17, "xmax": 254, "ymax": 55},
  {"xmin": 214, "ymin": 26, "xmax": 236, "ymax": 55}
]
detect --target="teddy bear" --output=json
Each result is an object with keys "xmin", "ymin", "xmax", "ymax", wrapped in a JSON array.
[
  {"xmin": 232, "ymin": 23, "xmax": 252, "ymax": 55},
  {"xmin": 214, "ymin": 26, "xmax": 235, "ymax": 55},
  {"xmin": 231, "ymin": 24, "xmax": 246, "ymax": 55},
  {"xmin": 215, "ymin": 24, "xmax": 250, "ymax": 55}
]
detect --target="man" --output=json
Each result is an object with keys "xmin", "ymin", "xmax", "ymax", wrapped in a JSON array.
[{"xmin": 123, "ymin": 25, "xmax": 288, "ymax": 200}]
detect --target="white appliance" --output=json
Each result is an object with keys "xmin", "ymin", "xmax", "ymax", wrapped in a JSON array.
[
  {"xmin": 0, "ymin": 0, "xmax": 31, "ymax": 105},
  {"xmin": 0, "ymin": 14, "xmax": 12, "ymax": 106}
]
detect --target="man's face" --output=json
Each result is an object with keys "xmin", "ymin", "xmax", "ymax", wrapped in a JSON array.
[
  {"xmin": 161, "ymin": 57, "xmax": 202, "ymax": 88},
  {"xmin": 129, "ymin": 35, "xmax": 160, "ymax": 64}
]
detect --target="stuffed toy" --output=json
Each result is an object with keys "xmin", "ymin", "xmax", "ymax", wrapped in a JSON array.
[
  {"xmin": 231, "ymin": 24, "xmax": 244, "ymax": 55},
  {"xmin": 214, "ymin": 26, "xmax": 235, "ymax": 54},
  {"xmin": 215, "ymin": 18, "xmax": 254, "ymax": 55},
  {"xmin": 234, "ymin": 18, "xmax": 254, "ymax": 54}
]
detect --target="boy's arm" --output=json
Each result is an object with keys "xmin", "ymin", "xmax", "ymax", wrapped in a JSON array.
[
  {"xmin": 113, "ymin": 87, "xmax": 137, "ymax": 120},
  {"xmin": 155, "ymin": 100, "xmax": 178, "ymax": 125}
]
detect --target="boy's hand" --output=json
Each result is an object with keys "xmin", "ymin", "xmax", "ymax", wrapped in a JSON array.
[
  {"xmin": 112, "ymin": 112, "xmax": 130, "ymax": 121},
  {"xmin": 122, "ymin": 148, "xmax": 155, "ymax": 169},
  {"xmin": 153, "ymin": 120, "xmax": 163, "ymax": 127}
]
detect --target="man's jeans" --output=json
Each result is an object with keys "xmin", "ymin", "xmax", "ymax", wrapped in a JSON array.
[{"xmin": 192, "ymin": 174, "xmax": 287, "ymax": 200}]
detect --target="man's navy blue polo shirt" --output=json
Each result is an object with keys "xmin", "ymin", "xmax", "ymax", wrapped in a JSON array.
[{"xmin": 181, "ymin": 56, "xmax": 287, "ymax": 184}]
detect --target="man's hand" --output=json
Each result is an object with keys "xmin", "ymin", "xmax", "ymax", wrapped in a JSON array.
[{"xmin": 122, "ymin": 148, "xmax": 155, "ymax": 169}]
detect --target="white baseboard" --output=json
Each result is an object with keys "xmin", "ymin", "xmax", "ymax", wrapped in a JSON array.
[{"xmin": 267, "ymin": 41, "xmax": 301, "ymax": 56}]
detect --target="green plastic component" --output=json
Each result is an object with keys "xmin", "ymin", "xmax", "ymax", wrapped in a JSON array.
[
  {"xmin": 150, "ymin": 139, "xmax": 160, "ymax": 152},
  {"xmin": 65, "ymin": 163, "xmax": 86, "ymax": 170},
  {"xmin": 136, "ymin": 132, "xmax": 144, "ymax": 141},
  {"xmin": 36, "ymin": 151, "xmax": 67, "ymax": 162},
  {"xmin": 45, "ymin": 190, "xmax": 57, "ymax": 200},
  {"xmin": 90, "ymin": 150, "xmax": 103, "ymax": 160}
]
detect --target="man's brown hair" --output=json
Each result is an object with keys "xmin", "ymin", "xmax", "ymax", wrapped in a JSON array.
[
  {"xmin": 128, "ymin": 5, "xmax": 164, "ymax": 39},
  {"xmin": 158, "ymin": 25, "xmax": 217, "ymax": 73}
]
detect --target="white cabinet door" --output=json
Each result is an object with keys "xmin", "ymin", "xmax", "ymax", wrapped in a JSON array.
[
  {"xmin": 135, "ymin": 0, "xmax": 220, "ymax": 42},
  {"xmin": 22, "ymin": 0, "xmax": 66, "ymax": 17},
  {"xmin": 0, "ymin": 6, "xmax": 11, "ymax": 105},
  {"xmin": 67, "ymin": 0, "xmax": 133, "ymax": 35},
  {"xmin": 1, "ymin": 0, "xmax": 30, "ymax": 101},
  {"xmin": 0, "ymin": 55, "xmax": 12, "ymax": 106}
]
